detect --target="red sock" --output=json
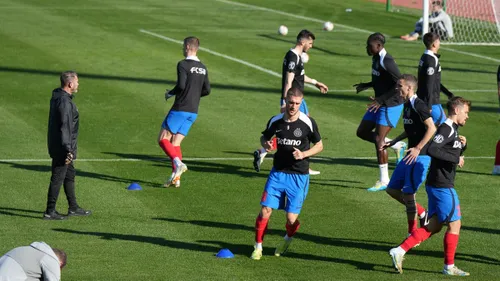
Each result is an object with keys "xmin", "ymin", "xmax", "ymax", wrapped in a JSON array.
[
  {"xmin": 416, "ymin": 203, "xmax": 425, "ymax": 217},
  {"xmin": 408, "ymin": 219, "xmax": 417, "ymax": 234},
  {"xmin": 255, "ymin": 216, "xmax": 269, "ymax": 243},
  {"xmin": 444, "ymin": 232, "xmax": 459, "ymax": 265},
  {"xmin": 285, "ymin": 220, "xmax": 301, "ymax": 238},
  {"xmin": 271, "ymin": 138, "xmax": 277, "ymax": 151},
  {"xmin": 495, "ymin": 140, "xmax": 500, "ymax": 165},
  {"xmin": 159, "ymin": 139, "xmax": 178, "ymax": 160},
  {"xmin": 401, "ymin": 226, "xmax": 432, "ymax": 252}
]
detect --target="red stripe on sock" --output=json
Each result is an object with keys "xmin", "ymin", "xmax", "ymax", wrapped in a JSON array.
[
  {"xmin": 416, "ymin": 203, "xmax": 425, "ymax": 217},
  {"xmin": 286, "ymin": 220, "xmax": 301, "ymax": 238},
  {"xmin": 444, "ymin": 232, "xmax": 459, "ymax": 265},
  {"xmin": 255, "ymin": 216, "xmax": 269, "ymax": 243},
  {"xmin": 401, "ymin": 226, "xmax": 432, "ymax": 252}
]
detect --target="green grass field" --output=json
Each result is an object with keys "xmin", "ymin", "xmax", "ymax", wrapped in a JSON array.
[{"xmin": 0, "ymin": 0, "xmax": 499, "ymax": 280}]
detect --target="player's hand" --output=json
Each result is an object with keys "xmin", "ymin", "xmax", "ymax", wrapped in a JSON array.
[
  {"xmin": 293, "ymin": 147, "xmax": 305, "ymax": 160},
  {"xmin": 458, "ymin": 156, "xmax": 465, "ymax": 168},
  {"xmin": 65, "ymin": 152, "xmax": 74, "ymax": 165},
  {"xmin": 315, "ymin": 82, "xmax": 328, "ymax": 94},
  {"xmin": 263, "ymin": 140, "xmax": 273, "ymax": 152},
  {"xmin": 353, "ymin": 83, "xmax": 369, "ymax": 94},
  {"xmin": 379, "ymin": 142, "xmax": 392, "ymax": 151},
  {"xmin": 165, "ymin": 90, "xmax": 174, "ymax": 101},
  {"xmin": 459, "ymin": 135, "xmax": 467, "ymax": 146},
  {"xmin": 403, "ymin": 147, "xmax": 420, "ymax": 165},
  {"xmin": 367, "ymin": 97, "xmax": 381, "ymax": 113}
]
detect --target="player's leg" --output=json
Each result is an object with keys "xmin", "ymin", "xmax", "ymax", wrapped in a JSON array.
[
  {"xmin": 254, "ymin": 138, "xmax": 276, "ymax": 172},
  {"xmin": 356, "ymin": 118, "xmax": 376, "ymax": 143},
  {"xmin": 371, "ymin": 124, "xmax": 391, "ymax": 190},
  {"xmin": 169, "ymin": 112, "xmax": 197, "ymax": 185},
  {"xmin": 275, "ymin": 173, "xmax": 309, "ymax": 256},
  {"xmin": 252, "ymin": 169, "xmax": 285, "ymax": 260},
  {"xmin": 441, "ymin": 188, "xmax": 469, "ymax": 276},
  {"xmin": 493, "ymin": 139, "xmax": 500, "ymax": 175},
  {"xmin": 159, "ymin": 111, "xmax": 181, "ymax": 186}
]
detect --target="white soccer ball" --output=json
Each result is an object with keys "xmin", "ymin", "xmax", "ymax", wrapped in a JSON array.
[
  {"xmin": 301, "ymin": 52, "xmax": 309, "ymax": 63},
  {"xmin": 278, "ymin": 25, "xmax": 288, "ymax": 36},
  {"xmin": 323, "ymin": 21, "xmax": 334, "ymax": 31}
]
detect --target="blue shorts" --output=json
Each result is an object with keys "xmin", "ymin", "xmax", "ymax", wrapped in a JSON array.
[
  {"xmin": 426, "ymin": 185, "xmax": 462, "ymax": 223},
  {"xmin": 162, "ymin": 110, "xmax": 198, "ymax": 136},
  {"xmin": 260, "ymin": 168, "xmax": 310, "ymax": 214},
  {"xmin": 387, "ymin": 155, "xmax": 431, "ymax": 194},
  {"xmin": 362, "ymin": 104, "xmax": 404, "ymax": 128},
  {"xmin": 281, "ymin": 98, "xmax": 309, "ymax": 115},
  {"xmin": 431, "ymin": 104, "xmax": 446, "ymax": 125}
]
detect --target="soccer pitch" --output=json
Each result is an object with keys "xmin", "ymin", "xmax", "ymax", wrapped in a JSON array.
[{"xmin": 0, "ymin": 0, "xmax": 499, "ymax": 280}]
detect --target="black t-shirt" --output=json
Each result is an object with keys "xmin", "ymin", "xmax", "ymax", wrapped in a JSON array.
[
  {"xmin": 262, "ymin": 113, "xmax": 321, "ymax": 174},
  {"xmin": 170, "ymin": 57, "xmax": 210, "ymax": 113},
  {"xmin": 402, "ymin": 95, "xmax": 433, "ymax": 155},
  {"xmin": 426, "ymin": 119, "xmax": 467, "ymax": 188},
  {"xmin": 281, "ymin": 49, "xmax": 304, "ymax": 99},
  {"xmin": 371, "ymin": 48, "xmax": 403, "ymax": 107},
  {"xmin": 417, "ymin": 51, "xmax": 442, "ymax": 107}
]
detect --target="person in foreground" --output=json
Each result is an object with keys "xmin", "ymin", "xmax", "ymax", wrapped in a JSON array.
[
  {"xmin": 382, "ymin": 74, "xmax": 436, "ymax": 238},
  {"xmin": 0, "ymin": 241, "xmax": 66, "ymax": 281},
  {"xmin": 251, "ymin": 88, "xmax": 323, "ymax": 260},
  {"xmin": 389, "ymin": 96, "xmax": 471, "ymax": 276}
]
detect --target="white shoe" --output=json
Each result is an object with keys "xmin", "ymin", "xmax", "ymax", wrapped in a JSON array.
[
  {"xmin": 442, "ymin": 266, "xmax": 470, "ymax": 276},
  {"xmin": 172, "ymin": 162, "xmax": 188, "ymax": 185},
  {"xmin": 253, "ymin": 150, "xmax": 266, "ymax": 172},
  {"xmin": 309, "ymin": 169, "xmax": 320, "ymax": 175},
  {"xmin": 389, "ymin": 248, "xmax": 405, "ymax": 274},
  {"xmin": 163, "ymin": 172, "xmax": 175, "ymax": 188}
]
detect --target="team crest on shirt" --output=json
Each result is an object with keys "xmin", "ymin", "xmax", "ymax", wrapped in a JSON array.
[
  {"xmin": 288, "ymin": 61, "xmax": 296, "ymax": 70},
  {"xmin": 293, "ymin": 128, "xmax": 302, "ymax": 137},
  {"xmin": 433, "ymin": 134, "xmax": 444, "ymax": 143},
  {"xmin": 427, "ymin": 67, "xmax": 435, "ymax": 75}
]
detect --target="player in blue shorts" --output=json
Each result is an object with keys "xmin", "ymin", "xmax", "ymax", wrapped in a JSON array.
[
  {"xmin": 417, "ymin": 32, "xmax": 454, "ymax": 125},
  {"xmin": 158, "ymin": 36, "xmax": 210, "ymax": 188},
  {"xmin": 389, "ymin": 97, "xmax": 471, "ymax": 276},
  {"xmin": 250, "ymin": 88, "xmax": 323, "ymax": 260},
  {"xmin": 382, "ymin": 74, "xmax": 436, "ymax": 236},
  {"xmin": 253, "ymin": 30, "xmax": 328, "ymax": 175},
  {"xmin": 354, "ymin": 33, "xmax": 407, "ymax": 191}
]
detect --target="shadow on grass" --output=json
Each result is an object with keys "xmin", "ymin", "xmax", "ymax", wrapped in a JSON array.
[
  {"xmin": 0, "ymin": 207, "xmax": 43, "ymax": 219},
  {"xmin": 0, "ymin": 161, "xmax": 160, "ymax": 188},
  {"xmin": 155, "ymin": 217, "xmax": 500, "ymax": 266},
  {"xmin": 462, "ymin": 225, "xmax": 500, "ymax": 235}
]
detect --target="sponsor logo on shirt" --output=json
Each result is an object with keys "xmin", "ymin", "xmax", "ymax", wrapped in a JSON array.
[
  {"xmin": 190, "ymin": 67, "xmax": 206, "ymax": 75},
  {"xmin": 433, "ymin": 134, "xmax": 444, "ymax": 143},
  {"xmin": 277, "ymin": 138, "xmax": 302, "ymax": 146}
]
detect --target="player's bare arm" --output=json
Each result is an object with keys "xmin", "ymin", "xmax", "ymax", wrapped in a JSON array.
[
  {"xmin": 292, "ymin": 140, "xmax": 323, "ymax": 160},
  {"xmin": 305, "ymin": 75, "xmax": 328, "ymax": 94}
]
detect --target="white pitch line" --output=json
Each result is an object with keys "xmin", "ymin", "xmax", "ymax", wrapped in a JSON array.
[
  {"xmin": 214, "ymin": 0, "xmax": 374, "ymax": 34},
  {"xmin": 0, "ymin": 156, "xmax": 493, "ymax": 162},
  {"xmin": 441, "ymin": 47, "xmax": 500, "ymax": 63},
  {"xmin": 139, "ymin": 29, "xmax": 319, "ymax": 90}
]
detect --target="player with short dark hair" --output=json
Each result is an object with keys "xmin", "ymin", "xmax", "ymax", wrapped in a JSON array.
[
  {"xmin": 253, "ymin": 29, "xmax": 328, "ymax": 175},
  {"xmin": 382, "ymin": 74, "xmax": 436, "ymax": 237},
  {"xmin": 159, "ymin": 36, "xmax": 210, "ymax": 188},
  {"xmin": 251, "ymin": 88, "xmax": 323, "ymax": 260},
  {"xmin": 390, "ymin": 96, "xmax": 471, "ymax": 276},
  {"xmin": 418, "ymin": 32, "xmax": 454, "ymax": 125},
  {"xmin": 354, "ymin": 33, "xmax": 407, "ymax": 191}
]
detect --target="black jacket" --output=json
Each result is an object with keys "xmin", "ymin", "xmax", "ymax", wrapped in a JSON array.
[{"xmin": 47, "ymin": 88, "xmax": 79, "ymax": 159}]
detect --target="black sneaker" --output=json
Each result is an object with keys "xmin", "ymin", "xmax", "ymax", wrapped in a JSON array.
[
  {"xmin": 419, "ymin": 212, "xmax": 429, "ymax": 227},
  {"xmin": 68, "ymin": 207, "xmax": 92, "ymax": 217},
  {"xmin": 253, "ymin": 150, "xmax": 261, "ymax": 172},
  {"xmin": 43, "ymin": 210, "xmax": 67, "ymax": 220}
]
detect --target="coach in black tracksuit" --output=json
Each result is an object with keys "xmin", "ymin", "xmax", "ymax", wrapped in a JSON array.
[{"xmin": 44, "ymin": 71, "xmax": 91, "ymax": 220}]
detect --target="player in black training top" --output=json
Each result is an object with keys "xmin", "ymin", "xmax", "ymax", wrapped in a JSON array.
[
  {"xmin": 250, "ymin": 88, "xmax": 323, "ymax": 261},
  {"xmin": 382, "ymin": 74, "xmax": 436, "ymax": 237},
  {"xmin": 389, "ymin": 97, "xmax": 471, "ymax": 277},
  {"xmin": 253, "ymin": 30, "xmax": 328, "ymax": 175},
  {"xmin": 354, "ymin": 32, "xmax": 407, "ymax": 191},
  {"xmin": 417, "ymin": 32, "xmax": 454, "ymax": 125},
  {"xmin": 158, "ymin": 36, "xmax": 210, "ymax": 188}
]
